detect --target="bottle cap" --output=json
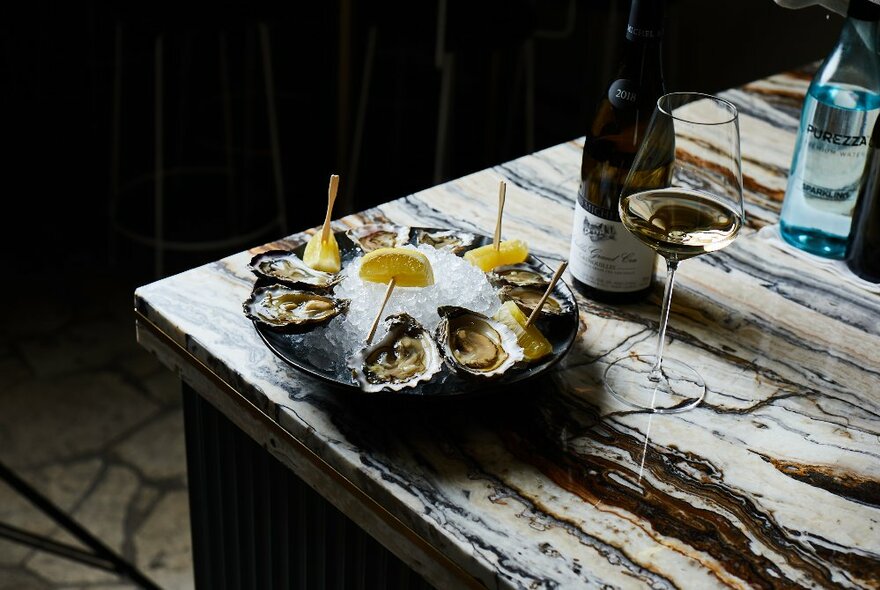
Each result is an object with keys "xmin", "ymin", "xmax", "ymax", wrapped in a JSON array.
[
  {"xmin": 848, "ymin": 0, "xmax": 880, "ymax": 21},
  {"xmin": 626, "ymin": 0, "xmax": 665, "ymax": 41}
]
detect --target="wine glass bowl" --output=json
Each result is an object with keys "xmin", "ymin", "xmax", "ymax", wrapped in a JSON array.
[{"xmin": 604, "ymin": 93, "xmax": 744, "ymax": 413}]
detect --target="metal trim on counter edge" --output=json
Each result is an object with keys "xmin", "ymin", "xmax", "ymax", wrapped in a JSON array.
[{"xmin": 133, "ymin": 308, "xmax": 487, "ymax": 590}]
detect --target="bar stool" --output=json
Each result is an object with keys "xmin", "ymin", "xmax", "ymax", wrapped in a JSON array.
[{"xmin": 109, "ymin": 20, "xmax": 287, "ymax": 278}]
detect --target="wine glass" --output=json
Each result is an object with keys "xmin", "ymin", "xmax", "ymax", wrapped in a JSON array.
[{"xmin": 603, "ymin": 92, "xmax": 744, "ymax": 413}]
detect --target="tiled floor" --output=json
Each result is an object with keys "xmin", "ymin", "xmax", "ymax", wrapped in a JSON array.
[{"xmin": 0, "ymin": 270, "xmax": 193, "ymax": 589}]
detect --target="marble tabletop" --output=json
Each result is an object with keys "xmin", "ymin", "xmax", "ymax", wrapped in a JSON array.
[{"xmin": 135, "ymin": 69, "xmax": 880, "ymax": 589}]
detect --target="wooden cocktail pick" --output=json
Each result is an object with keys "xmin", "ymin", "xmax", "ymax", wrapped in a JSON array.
[
  {"xmin": 321, "ymin": 174, "xmax": 339, "ymax": 243},
  {"xmin": 303, "ymin": 174, "xmax": 342, "ymax": 272},
  {"xmin": 493, "ymin": 180, "xmax": 506, "ymax": 252},
  {"xmin": 524, "ymin": 261, "xmax": 568, "ymax": 328},
  {"xmin": 360, "ymin": 248, "xmax": 434, "ymax": 344},
  {"xmin": 365, "ymin": 277, "xmax": 397, "ymax": 345}
]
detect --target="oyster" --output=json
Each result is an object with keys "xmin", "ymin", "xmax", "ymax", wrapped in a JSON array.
[
  {"xmin": 435, "ymin": 306, "xmax": 523, "ymax": 377},
  {"xmin": 249, "ymin": 250, "xmax": 340, "ymax": 289},
  {"xmin": 244, "ymin": 284, "xmax": 348, "ymax": 331},
  {"xmin": 488, "ymin": 265, "xmax": 550, "ymax": 289},
  {"xmin": 498, "ymin": 285, "xmax": 566, "ymax": 317},
  {"xmin": 416, "ymin": 229, "xmax": 475, "ymax": 253},
  {"xmin": 349, "ymin": 313, "xmax": 442, "ymax": 392},
  {"xmin": 346, "ymin": 224, "xmax": 411, "ymax": 253}
]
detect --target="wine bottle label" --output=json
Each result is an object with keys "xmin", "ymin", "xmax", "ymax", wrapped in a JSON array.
[
  {"xmin": 626, "ymin": 0, "xmax": 664, "ymax": 41},
  {"xmin": 608, "ymin": 79, "xmax": 639, "ymax": 110},
  {"xmin": 799, "ymin": 102, "xmax": 879, "ymax": 214},
  {"xmin": 569, "ymin": 198, "xmax": 654, "ymax": 293},
  {"xmin": 626, "ymin": 23, "xmax": 663, "ymax": 42}
]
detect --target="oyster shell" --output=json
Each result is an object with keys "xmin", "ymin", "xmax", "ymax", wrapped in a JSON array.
[
  {"xmin": 249, "ymin": 250, "xmax": 340, "ymax": 289},
  {"xmin": 244, "ymin": 284, "xmax": 348, "ymax": 331},
  {"xmin": 488, "ymin": 265, "xmax": 550, "ymax": 289},
  {"xmin": 346, "ymin": 224, "xmax": 411, "ymax": 252},
  {"xmin": 416, "ymin": 229, "xmax": 475, "ymax": 253},
  {"xmin": 435, "ymin": 306, "xmax": 523, "ymax": 377},
  {"xmin": 349, "ymin": 313, "xmax": 442, "ymax": 392},
  {"xmin": 498, "ymin": 285, "xmax": 566, "ymax": 317}
]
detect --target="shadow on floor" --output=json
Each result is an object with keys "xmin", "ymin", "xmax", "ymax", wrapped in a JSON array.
[{"xmin": 0, "ymin": 268, "xmax": 193, "ymax": 590}]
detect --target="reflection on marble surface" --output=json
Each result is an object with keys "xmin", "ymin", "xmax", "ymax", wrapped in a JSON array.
[{"xmin": 137, "ymin": 69, "xmax": 880, "ymax": 589}]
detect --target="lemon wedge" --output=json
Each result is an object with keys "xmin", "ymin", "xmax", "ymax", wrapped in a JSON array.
[
  {"xmin": 494, "ymin": 300, "xmax": 552, "ymax": 361},
  {"xmin": 464, "ymin": 240, "xmax": 529, "ymax": 272},
  {"xmin": 359, "ymin": 247, "xmax": 434, "ymax": 287},
  {"xmin": 303, "ymin": 232, "xmax": 342, "ymax": 273}
]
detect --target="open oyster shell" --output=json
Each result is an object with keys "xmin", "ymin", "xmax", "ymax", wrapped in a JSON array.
[
  {"xmin": 346, "ymin": 224, "xmax": 411, "ymax": 253},
  {"xmin": 244, "ymin": 284, "xmax": 348, "ymax": 331},
  {"xmin": 416, "ymin": 229, "xmax": 475, "ymax": 253},
  {"xmin": 249, "ymin": 250, "xmax": 340, "ymax": 289},
  {"xmin": 435, "ymin": 306, "xmax": 523, "ymax": 378},
  {"xmin": 349, "ymin": 313, "xmax": 442, "ymax": 392},
  {"xmin": 498, "ymin": 285, "xmax": 567, "ymax": 318},
  {"xmin": 488, "ymin": 265, "xmax": 550, "ymax": 289}
]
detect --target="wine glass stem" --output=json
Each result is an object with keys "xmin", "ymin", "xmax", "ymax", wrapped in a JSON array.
[{"xmin": 649, "ymin": 258, "xmax": 679, "ymax": 382}]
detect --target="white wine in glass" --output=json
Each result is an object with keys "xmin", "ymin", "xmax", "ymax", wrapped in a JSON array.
[
  {"xmin": 620, "ymin": 188, "xmax": 742, "ymax": 261},
  {"xmin": 604, "ymin": 93, "xmax": 744, "ymax": 413}
]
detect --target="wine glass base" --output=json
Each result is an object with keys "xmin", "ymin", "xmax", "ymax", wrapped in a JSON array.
[{"xmin": 604, "ymin": 355, "xmax": 706, "ymax": 414}]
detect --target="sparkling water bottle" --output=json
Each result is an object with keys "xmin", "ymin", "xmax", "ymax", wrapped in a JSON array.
[{"xmin": 779, "ymin": 0, "xmax": 880, "ymax": 259}]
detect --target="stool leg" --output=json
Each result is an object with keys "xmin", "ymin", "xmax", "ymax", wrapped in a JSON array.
[
  {"xmin": 524, "ymin": 39, "xmax": 535, "ymax": 154},
  {"xmin": 346, "ymin": 26, "xmax": 377, "ymax": 212},
  {"xmin": 433, "ymin": 0, "xmax": 452, "ymax": 184},
  {"xmin": 109, "ymin": 23, "xmax": 122, "ymax": 266},
  {"xmin": 259, "ymin": 23, "xmax": 287, "ymax": 236},
  {"xmin": 434, "ymin": 54, "xmax": 454, "ymax": 185},
  {"xmin": 219, "ymin": 32, "xmax": 237, "ymax": 229},
  {"xmin": 154, "ymin": 35, "xmax": 165, "ymax": 278}
]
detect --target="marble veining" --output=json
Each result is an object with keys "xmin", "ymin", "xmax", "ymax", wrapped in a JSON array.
[{"xmin": 136, "ymin": 69, "xmax": 880, "ymax": 589}]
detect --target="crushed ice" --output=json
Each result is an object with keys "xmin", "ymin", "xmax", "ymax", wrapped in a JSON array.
[{"xmin": 328, "ymin": 244, "xmax": 500, "ymax": 350}]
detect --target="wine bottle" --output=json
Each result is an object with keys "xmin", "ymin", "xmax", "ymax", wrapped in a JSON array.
[
  {"xmin": 779, "ymin": 0, "xmax": 880, "ymax": 259},
  {"xmin": 568, "ymin": 0, "xmax": 666, "ymax": 303},
  {"xmin": 845, "ymin": 115, "xmax": 880, "ymax": 282}
]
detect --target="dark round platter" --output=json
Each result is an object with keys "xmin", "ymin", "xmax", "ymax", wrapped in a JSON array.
[{"xmin": 251, "ymin": 226, "xmax": 578, "ymax": 397}]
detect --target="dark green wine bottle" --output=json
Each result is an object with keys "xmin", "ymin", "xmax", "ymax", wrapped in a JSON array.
[
  {"xmin": 568, "ymin": 0, "xmax": 666, "ymax": 304},
  {"xmin": 845, "ymin": 116, "xmax": 880, "ymax": 283}
]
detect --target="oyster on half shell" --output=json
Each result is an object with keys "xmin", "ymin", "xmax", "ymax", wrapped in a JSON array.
[
  {"xmin": 488, "ymin": 265, "xmax": 550, "ymax": 289},
  {"xmin": 349, "ymin": 313, "xmax": 442, "ymax": 392},
  {"xmin": 249, "ymin": 250, "xmax": 340, "ymax": 289},
  {"xmin": 244, "ymin": 284, "xmax": 348, "ymax": 331},
  {"xmin": 498, "ymin": 285, "xmax": 566, "ymax": 318},
  {"xmin": 435, "ymin": 306, "xmax": 523, "ymax": 378},
  {"xmin": 416, "ymin": 229, "xmax": 475, "ymax": 253},
  {"xmin": 346, "ymin": 224, "xmax": 411, "ymax": 253}
]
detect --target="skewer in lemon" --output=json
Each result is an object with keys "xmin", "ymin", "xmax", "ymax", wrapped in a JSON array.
[
  {"xmin": 360, "ymin": 247, "xmax": 435, "ymax": 343},
  {"xmin": 494, "ymin": 301, "xmax": 552, "ymax": 362},
  {"xmin": 464, "ymin": 180, "xmax": 529, "ymax": 271},
  {"xmin": 493, "ymin": 261, "xmax": 567, "ymax": 362},
  {"xmin": 303, "ymin": 174, "xmax": 341, "ymax": 273}
]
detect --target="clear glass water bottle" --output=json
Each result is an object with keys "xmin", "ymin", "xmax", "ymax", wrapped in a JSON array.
[{"xmin": 779, "ymin": 0, "xmax": 880, "ymax": 259}]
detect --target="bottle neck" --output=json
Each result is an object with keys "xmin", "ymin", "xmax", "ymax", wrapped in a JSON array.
[
  {"xmin": 621, "ymin": 0, "xmax": 665, "ymax": 83},
  {"xmin": 842, "ymin": 15, "xmax": 879, "ymax": 50},
  {"xmin": 626, "ymin": 0, "xmax": 665, "ymax": 43},
  {"xmin": 619, "ymin": 37, "xmax": 664, "ymax": 83},
  {"xmin": 814, "ymin": 14, "xmax": 880, "ymax": 91}
]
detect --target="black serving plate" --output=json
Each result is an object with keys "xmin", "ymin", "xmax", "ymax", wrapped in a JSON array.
[{"xmin": 251, "ymin": 227, "xmax": 578, "ymax": 397}]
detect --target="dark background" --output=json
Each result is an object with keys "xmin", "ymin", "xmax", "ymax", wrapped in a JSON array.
[{"xmin": 3, "ymin": 0, "xmax": 841, "ymax": 283}]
